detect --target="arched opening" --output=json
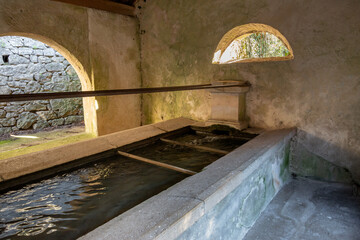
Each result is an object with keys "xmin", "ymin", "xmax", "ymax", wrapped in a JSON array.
[
  {"xmin": 0, "ymin": 33, "xmax": 97, "ymax": 136},
  {"xmin": 212, "ymin": 23, "xmax": 294, "ymax": 64}
]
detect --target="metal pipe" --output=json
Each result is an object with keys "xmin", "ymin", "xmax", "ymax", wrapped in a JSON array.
[{"xmin": 0, "ymin": 82, "xmax": 250, "ymax": 103}]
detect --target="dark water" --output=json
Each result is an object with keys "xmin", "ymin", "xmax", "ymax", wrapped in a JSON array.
[
  {"xmin": 0, "ymin": 132, "xmax": 250, "ymax": 239},
  {"xmin": 0, "ymin": 157, "xmax": 186, "ymax": 239},
  {"xmin": 171, "ymin": 133, "xmax": 249, "ymax": 152}
]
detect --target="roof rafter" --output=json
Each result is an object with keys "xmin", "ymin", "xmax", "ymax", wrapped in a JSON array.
[{"xmin": 50, "ymin": 0, "xmax": 135, "ymax": 17}]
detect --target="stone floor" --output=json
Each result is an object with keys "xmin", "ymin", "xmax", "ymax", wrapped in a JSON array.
[
  {"xmin": 0, "ymin": 125, "xmax": 93, "ymax": 160},
  {"xmin": 244, "ymin": 177, "xmax": 360, "ymax": 240}
]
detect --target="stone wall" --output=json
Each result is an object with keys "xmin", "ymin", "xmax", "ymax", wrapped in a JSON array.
[
  {"xmin": 137, "ymin": 0, "xmax": 360, "ymax": 183},
  {"xmin": 0, "ymin": 36, "xmax": 83, "ymax": 136},
  {"xmin": 0, "ymin": 0, "xmax": 142, "ymax": 136}
]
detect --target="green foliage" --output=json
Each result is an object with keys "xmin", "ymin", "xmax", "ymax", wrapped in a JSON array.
[{"xmin": 223, "ymin": 32, "xmax": 290, "ymax": 63}]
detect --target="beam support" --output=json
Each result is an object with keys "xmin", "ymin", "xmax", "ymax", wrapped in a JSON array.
[
  {"xmin": 160, "ymin": 138, "xmax": 229, "ymax": 155},
  {"xmin": 117, "ymin": 151, "xmax": 197, "ymax": 175},
  {"xmin": 51, "ymin": 0, "xmax": 135, "ymax": 17}
]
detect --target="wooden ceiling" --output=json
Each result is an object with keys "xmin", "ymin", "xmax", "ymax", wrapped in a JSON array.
[
  {"xmin": 109, "ymin": 0, "xmax": 137, "ymax": 6},
  {"xmin": 51, "ymin": 0, "xmax": 138, "ymax": 17}
]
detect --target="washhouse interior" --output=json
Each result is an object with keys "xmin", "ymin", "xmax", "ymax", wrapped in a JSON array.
[{"xmin": 0, "ymin": 0, "xmax": 359, "ymax": 240}]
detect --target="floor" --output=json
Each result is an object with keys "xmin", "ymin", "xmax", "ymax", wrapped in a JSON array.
[
  {"xmin": 0, "ymin": 125, "xmax": 93, "ymax": 160},
  {"xmin": 244, "ymin": 177, "xmax": 360, "ymax": 240}
]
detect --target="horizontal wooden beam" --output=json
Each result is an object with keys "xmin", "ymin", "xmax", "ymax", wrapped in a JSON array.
[
  {"xmin": 117, "ymin": 151, "xmax": 197, "ymax": 175},
  {"xmin": 160, "ymin": 138, "xmax": 229, "ymax": 155},
  {"xmin": 51, "ymin": 0, "xmax": 135, "ymax": 17},
  {"xmin": 0, "ymin": 83, "xmax": 250, "ymax": 103}
]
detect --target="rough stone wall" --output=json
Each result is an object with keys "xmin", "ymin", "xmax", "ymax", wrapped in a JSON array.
[
  {"xmin": 137, "ymin": 0, "xmax": 360, "ymax": 182},
  {"xmin": 0, "ymin": 0, "xmax": 141, "ymax": 136},
  {"xmin": 0, "ymin": 36, "xmax": 83, "ymax": 135}
]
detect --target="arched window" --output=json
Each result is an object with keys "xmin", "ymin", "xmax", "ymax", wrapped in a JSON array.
[{"xmin": 212, "ymin": 23, "xmax": 294, "ymax": 64}]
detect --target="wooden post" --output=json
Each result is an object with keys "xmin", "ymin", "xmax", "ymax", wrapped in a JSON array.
[
  {"xmin": 117, "ymin": 151, "xmax": 197, "ymax": 176},
  {"xmin": 160, "ymin": 138, "xmax": 229, "ymax": 155}
]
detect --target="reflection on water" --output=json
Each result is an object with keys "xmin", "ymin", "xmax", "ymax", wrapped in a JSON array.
[
  {"xmin": 0, "ymin": 131, "xmax": 251, "ymax": 240},
  {"xmin": 0, "ymin": 157, "xmax": 187, "ymax": 239}
]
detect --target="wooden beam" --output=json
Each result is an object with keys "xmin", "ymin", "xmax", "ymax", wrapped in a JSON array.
[
  {"xmin": 51, "ymin": 0, "xmax": 135, "ymax": 17},
  {"xmin": 0, "ymin": 83, "xmax": 250, "ymax": 103},
  {"xmin": 160, "ymin": 138, "xmax": 229, "ymax": 155},
  {"xmin": 117, "ymin": 151, "xmax": 197, "ymax": 176}
]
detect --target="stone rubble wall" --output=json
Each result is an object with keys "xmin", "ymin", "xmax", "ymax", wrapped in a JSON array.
[{"xmin": 0, "ymin": 36, "xmax": 84, "ymax": 136}]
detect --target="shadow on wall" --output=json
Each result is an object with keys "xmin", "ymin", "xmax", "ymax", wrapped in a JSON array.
[{"xmin": 290, "ymin": 129, "xmax": 359, "ymax": 184}]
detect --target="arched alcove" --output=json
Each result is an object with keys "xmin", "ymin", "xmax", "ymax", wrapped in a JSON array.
[
  {"xmin": 212, "ymin": 23, "xmax": 294, "ymax": 64},
  {"xmin": 0, "ymin": 32, "xmax": 97, "ymax": 135}
]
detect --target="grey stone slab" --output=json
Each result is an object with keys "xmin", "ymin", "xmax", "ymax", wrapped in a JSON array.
[
  {"xmin": 0, "ymin": 118, "xmax": 191, "ymax": 182},
  {"xmin": 243, "ymin": 177, "xmax": 360, "ymax": 240},
  {"xmin": 81, "ymin": 128, "xmax": 295, "ymax": 240}
]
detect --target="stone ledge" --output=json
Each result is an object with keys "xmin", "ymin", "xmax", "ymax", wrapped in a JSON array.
[
  {"xmin": 80, "ymin": 128, "xmax": 296, "ymax": 240},
  {"xmin": 0, "ymin": 117, "xmax": 194, "ymax": 183}
]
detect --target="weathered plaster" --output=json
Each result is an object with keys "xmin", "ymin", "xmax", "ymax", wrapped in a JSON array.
[
  {"xmin": 137, "ymin": 0, "xmax": 360, "ymax": 182},
  {"xmin": 88, "ymin": 9, "xmax": 141, "ymax": 135},
  {"xmin": 0, "ymin": 0, "xmax": 141, "ymax": 136}
]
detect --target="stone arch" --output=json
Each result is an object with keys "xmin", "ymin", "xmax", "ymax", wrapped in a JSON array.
[
  {"xmin": 0, "ymin": 32, "xmax": 97, "ymax": 134},
  {"xmin": 212, "ymin": 23, "xmax": 294, "ymax": 64}
]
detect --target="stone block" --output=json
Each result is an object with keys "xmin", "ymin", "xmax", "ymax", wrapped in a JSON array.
[
  {"xmin": 25, "ymin": 103, "xmax": 47, "ymax": 112},
  {"xmin": 0, "ymin": 118, "xmax": 16, "ymax": 127},
  {"xmin": 13, "ymin": 74, "xmax": 33, "ymax": 80},
  {"xmin": 30, "ymin": 55, "xmax": 38, "ymax": 63},
  {"xmin": 52, "ymin": 73, "xmax": 68, "ymax": 83},
  {"xmin": 43, "ymin": 82, "xmax": 54, "ymax": 91},
  {"xmin": 0, "ymin": 86, "xmax": 11, "ymax": 94},
  {"xmin": 0, "ymin": 48, "xmax": 12, "ymax": 56},
  {"xmin": 52, "ymin": 57, "xmax": 65, "ymax": 63},
  {"xmin": 36, "ymin": 111, "xmax": 57, "ymax": 120},
  {"xmin": 38, "ymin": 56, "xmax": 52, "ymax": 64},
  {"xmin": 8, "ymin": 55, "xmax": 30, "ymax": 65},
  {"xmin": 50, "ymin": 99, "xmax": 81, "ymax": 117},
  {"xmin": 33, "ymin": 120, "xmax": 50, "ymax": 130},
  {"xmin": 23, "ymin": 38, "xmax": 46, "ymax": 49},
  {"xmin": 24, "ymin": 82, "xmax": 41, "ymax": 93},
  {"xmin": 0, "ymin": 110, "xmax": 5, "ymax": 118},
  {"xmin": 34, "ymin": 72, "xmax": 52, "ymax": 83},
  {"xmin": 0, "ymin": 127, "xmax": 12, "ymax": 135},
  {"xmin": 206, "ymin": 80, "xmax": 250, "ymax": 130},
  {"xmin": 18, "ymin": 47, "xmax": 33, "ymax": 55},
  {"xmin": 0, "ymin": 76, "xmax": 7, "ymax": 85},
  {"xmin": 33, "ymin": 50, "xmax": 44, "ymax": 56},
  {"xmin": 16, "ymin": 112, "xmax": 38, "ymax": 129},
  {"xmin": 64, "ymin": 115, "xmax": 84, "ymax": 125},
  {"xmin": 0, "ymin": 65, "xmax": 15, "ymax": 76},
  {"xmin": 43, "ymin": 48, "xmax": 55, "ymax": 57},
  {"xmin": 9, "ymin": 38, "xmax": 23, "ymax": 47},
  {"xmin": 45, "ymin": 62, "xmax": 64, "ymax": 72},
  {"xmin": 49, "ymin": 118, "xmax": 64, "ymax": 126},
  {"xmin": 27, "ymin": 63, "xmax": 45, "ymax": 74},
  {"xmin": 6, "ymin": 112, "xmax": 18, "ymax": 118},
  {"xmin": 4, "ymin": 105, "xmax": 23, "ymax": 113}
]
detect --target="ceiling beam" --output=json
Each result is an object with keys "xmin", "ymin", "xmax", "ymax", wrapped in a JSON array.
[{"xmin": 51, "ymin": 0, "xmax": 135, "ymax": 17}]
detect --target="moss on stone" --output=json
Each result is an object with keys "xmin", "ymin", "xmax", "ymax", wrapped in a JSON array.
[{"xmin": 291, "ymin": 144, "xmax": 353, "ymax": 183}]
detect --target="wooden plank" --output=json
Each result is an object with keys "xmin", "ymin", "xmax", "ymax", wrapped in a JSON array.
[
  {"xmin": 0, "ymin": 83, "xmax": 249, "ymax": 103},
  {"xmin": 117, "ymin": 151, "xmax": 197, "ymax": 176},
  {"xmin": 51, "ymin": 0, "xmax": 135, "ymax": 17},
  {"xmin": 160, "ymin": 138, "xmax": 229, "ymax": 155}
]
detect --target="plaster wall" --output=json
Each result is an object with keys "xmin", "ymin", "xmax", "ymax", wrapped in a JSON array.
[
  {"xmin": 0, "ymin": 0, "xmax": 141, "ymax": 136},
  {"xmin": 137, "ymin": 0, "xmax": 360, "ymax": 182}
]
